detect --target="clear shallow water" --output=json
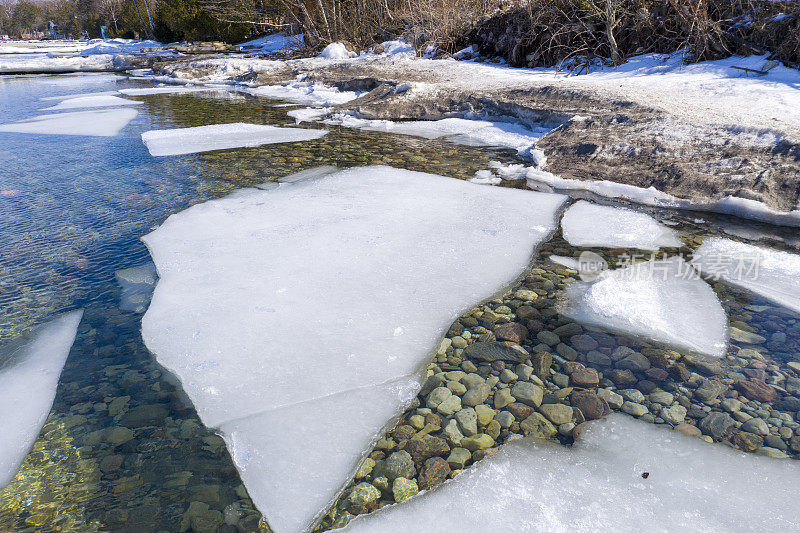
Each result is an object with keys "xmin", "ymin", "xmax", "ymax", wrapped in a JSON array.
[{"xmin": 0, "ymin": 72, "xmax": 799, "ymax": 531}]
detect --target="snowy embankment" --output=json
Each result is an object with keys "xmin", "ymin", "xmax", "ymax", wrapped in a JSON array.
[{"xmin": 152, "ymin": 45, "xmax": 800, "ymax": 226}]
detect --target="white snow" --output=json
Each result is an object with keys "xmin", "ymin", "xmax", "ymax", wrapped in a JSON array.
[
  {"xmin": 561, "ymin": 200, "xmax": 683, "ymax": 250},
  {"xmin": 0, "ymin": 311, "xmax": 82, "ymax": 488},
  {"xmin": 0, "ymin": 108, "xmax": 138, "ymax": 137},
  {"xmin": 549, "ymin": 255, "xmax": 580, "ymax": 270},
  {"xmin": 247, "ymin": 81, "xmax": 360, "ymax": 107},
  {"xmin": 559, "ymin": 256, "xmax": 728, "ymax": 357},
  {"xmin": 140, "ymin": 123, "xmax": 328, "ymax": 156},
  {"xmin": 80, "ymin": 39, "xmax": 162, "ymax": 56},
  {"xmin": 42, "ymin": 94, "xmax": 143, "ymax": 110},
  {"xmin": 40, "ymin": 90, "xmax": 122, "ymax": 101},
  {"xmin": 344, "ymin": 414, "xmax": 800, "ymax": 532},
  {"xmin": 118, "ymin": 86, "xmax": 212, "ymax": 96},
  {"xmin": 692, "ymin": 237, "xmax": 800, "ymax": 315},
  {"xmin": 318, "ymin": 42, "xmax": 355, "ymax": 60},
  {"xmin": 141, "ymin": 166, "xmax": 566, "ymax": 532},
  {"xmin": 326, "ymin": 115, "xmax": 552, "ymax": 159},
  {"xmin": 238, "ymin": 33, "xmax": 304, "ymax": 53},
  {"xmin": 115, "ymin": 263, "xmax": 158, "ymax": 314},
  {"xmin": 0, "ymin": 54, "xmax": 115, "ymax": 74},
  {"xmin": 286, "ymin": 107, "xmax": 330, "ymax": 123}
]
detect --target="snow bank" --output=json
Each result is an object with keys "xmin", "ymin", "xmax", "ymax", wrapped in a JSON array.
[
  {"xmin": 141, "ymin": 166, "xmax": 566, "ymax": 532},
  {"xmin": 344, "ymin": 414, "xmax": 800, "ymax": 532},
  {"xmin": 0, "ymin": 108, "xmax": 138, "ymax": 137},
  {"xmin": 140, "ymin": 123, "xmax": 328, "ymax": 156},
  {"xmin": 318, "ymin": 42, "xmax": 355, "ymax": 60},
  {"xmin": 559, "ymin": 256, "xmax": 728, "ymax": 357},
  {"xmin": 561, "ymin": 200, "xmax": 683, "ymax": 250},
  {"xmin": 247, "ymin": 81, "xmax": 361, "ymax": 107},
  {"xmin": 42, "ymin": 94, "xmax": 143, "ymax": 111},
  {"xmin": 238, "ymin": 33, "xmax": 304, "ymax": 53},
  {"xmin": 0, "ymin": 311, "xmax": 82, "ymax": 488},
  {"xmin": 692, "ymin": 237, "xmax": 800, "ymax": 315},
  {"xmin": 326, "ymin": 115, "xmax": 552, "ymax": 159},
  {"xmin": 0, "ymin": 54, "xmax": 115, "ymax": 74},
  {"xmin": 80, "ymin": 39, "xmax": 162, "ymax": 55}
]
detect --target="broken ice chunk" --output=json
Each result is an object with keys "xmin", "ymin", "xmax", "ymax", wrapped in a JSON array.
[
  {"xmin": 0, "ymin": 310, "xmax": 83, "ymax": 488},
  {"xmin": 42, "ymin": 94, "xmax": 143, "ymax": 111},
  {"xmin": 343, "ymin": 415, "xmax": 800, "ymax": 532},
  {"xmin": 140, "ymin": 123, "xmax": 328, "ymax": 156},
  {"xmin": 115, "ymin": 262, "xmax": 158, "ymax": 314},
  {"xmin": 692, "ymin": 236, "xmax": 800, "ymax": 315},
  {"xmin": 559, "ymin": 256, "xmax": 728, "ymax": 357},
  {"xmin": 0, "ymin": 108, "xmax": 138, "ymax": 137},
  {"xmin": 561, "ymin": 200, "xmax": 683, "ymax": 250}
]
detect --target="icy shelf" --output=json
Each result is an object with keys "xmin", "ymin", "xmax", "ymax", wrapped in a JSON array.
[
  {"xmin": 0, "ymin": 311, "xmax": 82, "ymax": 488},
  {"xmin": 141, "ymin": 166, "xmax": 566, "ymax": 532},
  {"xmin": 42, "ymin": 94, "xmax": 143, "ymax": 111},
  {"xmin": 344, "ymin": 414, "xmax": 800, "ymax": 532},
  {"xmin": 692, "ymin": 237, "xmax": 800, "ymax": 315},
  {"xmin": 559, "ymin": 256, "xmax": 728, "ymax": 357},
  {"xmin": 140, "ymin": 122, "xmax": 328, "ymax": 156},
  {"xmin": 118, "ymin": 86, "xmax": 214, "ymax": 96},
  {"xmin": 0, "ymin": 108, "xmax": 138, "ymax": 137},
  {"xmin": 561, "ymin": 200, "xmax": 683, "ymax": 250}
]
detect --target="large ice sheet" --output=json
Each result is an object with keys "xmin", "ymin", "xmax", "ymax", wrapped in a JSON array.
[
  {"xmin": 326, "ymin": 115, "xmax": 552, "ymax": 159},
  {"xmin": 220, "ymin": 375, "xmax": 421, "ymax": 533},
  {"xmin": 141, "ymin": 122, "xmax": 328, "ymax": 156},
  {"xmin": 345, "ymin": 414, "xmax": 800, "ymax": 532},
  {"xmin": 692, "ymin": 237, "xmax": 800, "ymax": 315},
  {"xmin": 42, "ymin": 94, "xmax": 142, "ymax": 110},
  {"xmin": 141, "ymin": 166, "xmax": 566, "ymax": 531},
  {"xmin": 0, "ymin": 311, "xmax": 82, "ymax": 488},
  {"xmin": 561, "ymin": 200, "xmax": 682, "ymax": 250},
  {"xmin": 0, "ymin": 108, "xmax": 138, "ymax": 137},
  {"xmin": 559, "ymin": 256, "xmax": 728, "ymax": 357}
]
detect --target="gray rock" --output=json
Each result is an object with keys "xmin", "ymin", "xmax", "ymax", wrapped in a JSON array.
[
  {"xmin": 586, "ymin": 350, "xmax": 612, "ymax": 367},
  {"xmin": 455, "ymin": 408, "xmax": 478, "ymax": 436},
  {"xmin": 493, "ymin": 387, "xmax": 515, "ymax": 409},
  {"xmin": 648, "ymin": 391, "xmax": 674, "ymax": 405},
  {"xmin": 720, "ymin": 398, "xmax": 743, "ymax": 412},
  {"xmin": 384, "ymin": 451, "xmax": 416, "ymax": 480},
  {"xmin": 621, "ymin": 401, "xmax": 648, "ymax": 417},
  {"xmin": 462, "ymin": 383, "xmax": 492, "ymax": 407},
  {"xmin": 105, "ymin": 426, "xmax": 134, "ymax": 446},
  {"xmin": 741, "ymin": 417, "xmax": 770, "ymax": 436},
  {"xmin": 538, "ymin": 403, "xmax": 573, "ymax": 425},
  {"xmin": 442, "ymin": 419, "xmax": 465, "ymax": 446},
  {"xmin": 460, "ymin": 373, "xmax": 485, "ymax": 389},
  {"xmin": 694, "ymin": 379, "xmax": 727, "ymax": 402},
  {"xmin": 730, "ymin": 327, "xmax": 766, "ymax": 344},
  {"xmin": 699, "ymin": 412, "xmax": 736, "ymax": 439},
  {"xmin": 499, "ymin": 369, "xmax": 518, "ymax": 383},
  {"xmin": 570, "ymin": 334, "xmax": 599, "ymax": 352},
  {"xmin": 495, "ymin": 411, "xmax": 515, "ymax": 428},
  {"xmin": 511, "ymin": 382, "xmax": 543, "ymax": 407},
  {"xmin": 436, "ymin": 395, "xmax": 462, "ymax": 416},
  {"xmin": 446, "ymin": 447, "xmax": 471, "ymax": 469},
  {"xmin": 660, "ymin": 405, "xmax": 687, "ymax": 425},
  {"xmin": 463, "ymin": 342, "xmax": 526, "ymax": 362},
  {"xmin": 345, "ymin": 482, "xmax": 381, "ymax": 513},
  {"xmin": 616, "ymin": 352, "xmax": 650, "ymax": 372},
  {"xmin": 619, "ymin": 389, "xmax": 645, "ymax": 403},
  {"xmin": 536, "ymin": 331, "xmax": 560, "ymax": 346},
  {"xmin": 426, "ymin": 387, "xmax": 452, "ymax": 409},
  {"xmin": 596, "ymin": 388, "xmax": 624, "ymax": 409},
  {"xmin": 514, "ymin": 363, "xmax": 534, "ymax": 381}
]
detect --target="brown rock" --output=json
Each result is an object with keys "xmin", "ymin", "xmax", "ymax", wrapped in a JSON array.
[
  {"xmin": 424, "ymin": 413, "xmax": 442, "ymax": 427},
  {"xmin": 471, "ymin": 448, "xmax": 498, "ymax": 462},
  {"xmin": 571, "ymin": 367, "xmax": 600, "ymax": 387},
  {"xmin": 790, "ymin": 435, "xmax": 800, "ymax": 453},
  {"xmin": 417, "ymin": 457, "xmax": 451, "ymax": 490},
  {"xmin": 733, "ymin": 431, "xmax": 763, "ymax": 452},
  {"xmin": 735, "ymin": 379, "xmax": 777, "ymax": 402},
  {"xmin": 570, "ymin": 390, "xmax": 610, "ymax": 420},
  {"xmin": 608, "ymin": 369, "xmax": 637, "ymax": 386},
  {"xmin": 493, "ymin": 322, "xmax": 528, "ymax": 344},
  {"xmin": 645, "ymin": 367, "xmax": 669, "ymax": 381},
  {"xmin": 404, "ymin": 436, "xmax": 450, "ymax": 466},
  {"xmin": 674, "ymin": 423, "xmax": 701, "ymax": 437},
  {"xmin": 505, "ymin": 402, "xmax": 534, "ymax": 420}
]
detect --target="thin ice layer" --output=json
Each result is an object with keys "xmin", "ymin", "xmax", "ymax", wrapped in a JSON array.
[
  {"xmin": 141, "ymin": 166, "xmax": 566, "ymax": 531},
  {"xmin": 692, "ymin": 237, "xmax": 800, "ymax": 315},
  {"xmin": 344, "ymin": 414, "xmax": 800, "ymax": 532},
  {"xmin": 42, "ymin": 94, "xmax": 143, "ymax": 110},
  {"xmin": 0, "ymin": 311, "xmax": 83, "ymax": 488},
  {"xmin": 115, "ymin": 263, "xmax": 158, "ymax": 314},
  {"xmin": 141, "ymin": 122, "xmax": 328, "ymax": 156},
  {"xmin": 561, "ymin": 200, "xmax": 682, "ymax": 250},
  {"xmin": 219, "ymin": 375, "xmax": 421, "ymax": 533},
  {"xmin": 559, "ymin": 256, "xmax": 728, "ymax": 357},
  {"xmin": 326, "ymin": 115, "xmax": 552, "ymax": 159},
  {"xmin": 0, "ymin": 108, "xmax": 138, "ymax": 137},
  {"xmin": 118, "ymin": 86, "xmax": 214, "ymax": 96}
]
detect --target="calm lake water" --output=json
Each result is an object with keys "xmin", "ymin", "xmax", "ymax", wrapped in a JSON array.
[{"xmin": 0, "ymin": 71, "xmax": 798, "ymax": 532}]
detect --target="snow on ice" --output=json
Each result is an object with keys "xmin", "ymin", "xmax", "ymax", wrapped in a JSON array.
[
  {"xmin": 0, "ymin": 108, "xmax": 139, "ymax": 137},
  {"xmin": 42, "ymin": 94, "xmax": 143, "ymax": 110},
  {"xmin": 141, "ymin": 166, "xmax": 566, "ymax": 532},
  {"xmin": 0, "ymin": 311, "xmax": 83, "ymax": 488},
  {"xmin": 140, "ymin": 123, "xmax": 328, "ymax": 156},
  {"xmin": 344, "ymin": 415, "xmax": 800, "ymax": 532},
  {"xmin": 560, "ymin": 200, "xmax": 683, "ymax": 250},
  {"xmin": 559, "ymin": 256, "xmax": 728, "ymax": 357}
]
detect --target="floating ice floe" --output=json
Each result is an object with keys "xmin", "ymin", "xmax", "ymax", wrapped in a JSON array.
[
  {"xmin": 0, "ymin": 311, "xmax": 82, "ymax": 488},
  {"xmin": 118, "ymin": 86, "xmax": 213, "ymax": 96},
  {"xmin": 0, "ymin": 108, "xmax": 138, "ymax": 137},
  {"xmin": 344, "ymin": 414, "xmax": 800, "ymax": 532},
  {"xmin": 39, "ymin": 90, "xmax": 122, "ymax": 101},
  {"xmin": 561, "ymin": 200, "xmax": 683, "ymax": 250},
  {"xmin": 559, "ymin": 256, "xmax": 728, "ymax": 357},
  {"xmin": 692, "ymin": 237, "xmax": 800, "ymax": 315},
  {"xmin": 42, "ymin": 94, "xmax": 143, "ymax": 111},
  {"xmin": 141, "ymin": 166, "xmax": 566, "ymax": 532},
  {"xmin": 140, "ymin": 123, "xmax": 328, "ymax": 156},
  {"xmin": 286, "ymin": 107, "xmax": 330, "ymax": 124},
  {"xmin": 115, "ymin": 263, "xmax": 158, "ymax": 314},
  {"xmin": 247, "ymin": 81, "xmax": 361, "ymax": 107},
  {"xmin": 326, "ymin": 115, "xmax": 552, "ymax": 160}
]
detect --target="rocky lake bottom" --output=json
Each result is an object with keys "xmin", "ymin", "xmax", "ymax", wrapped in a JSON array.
[{"xmin": 1, "ymin": 71, "xmax": 799, "ymax": 532}]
